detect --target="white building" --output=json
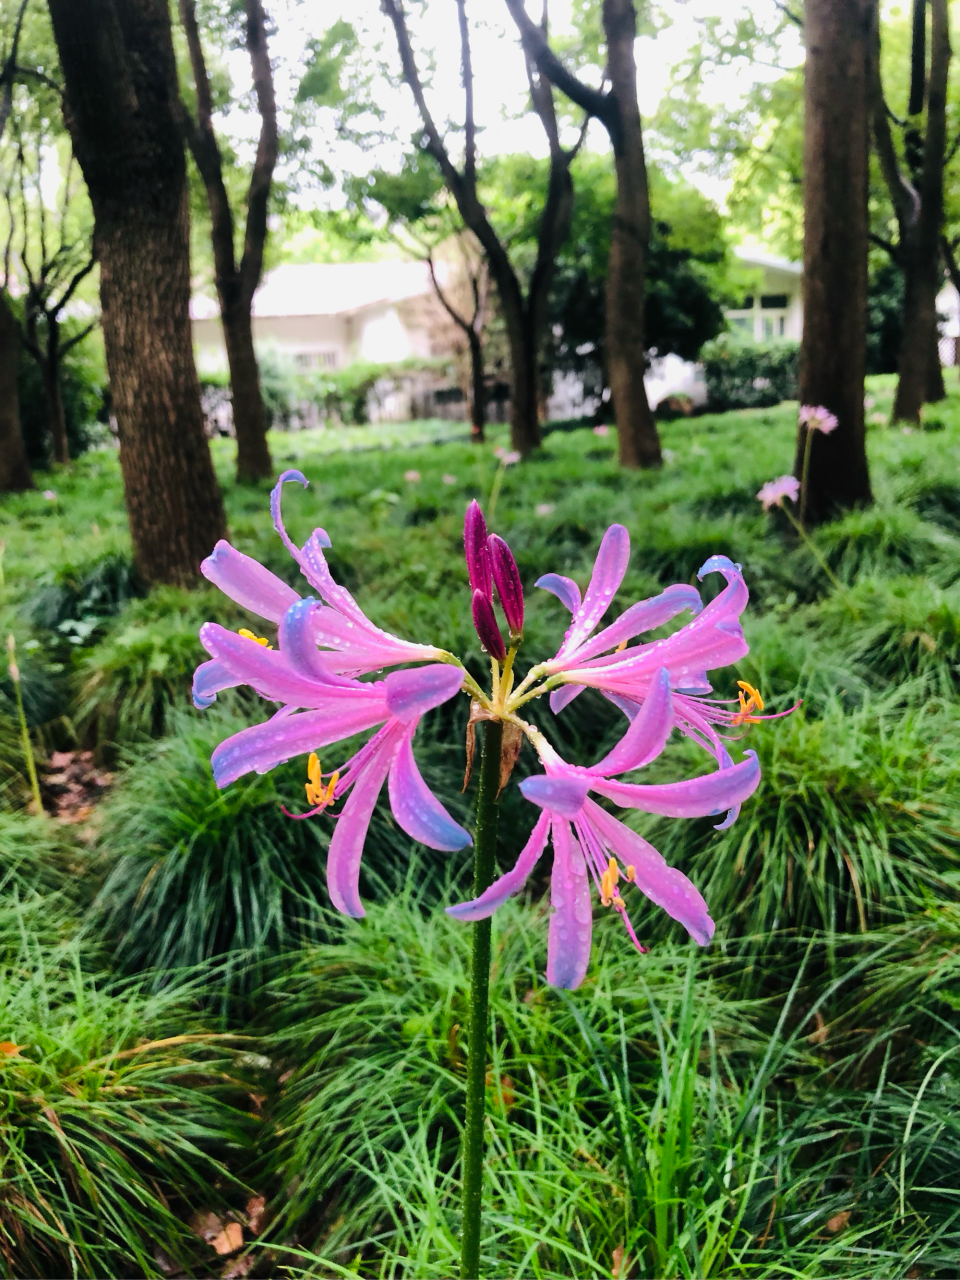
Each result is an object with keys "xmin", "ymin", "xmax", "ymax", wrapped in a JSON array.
[{"xmin": 725, "ymin": 246, "xmax": 804, "ymax": 344}]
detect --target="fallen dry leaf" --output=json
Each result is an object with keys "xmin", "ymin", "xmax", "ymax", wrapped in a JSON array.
[
  {"xmin": 189, "ymin": 1209, "xmax": 223, "ymax": 1242},
  {"xmin": 222, "ymin": 1254, "xmax": 255, "ymax": 1279},
  {"xmin": 245, "ymin": 1195, "xmax": 266, "ymax": 1236},
  {"xmin": 824, "ymin": 1210, "xmax": 850, "ymax": 1234},
  {"xmin": 211, "ymin": 1222, "xmax": 244, "ymax": 1255}
]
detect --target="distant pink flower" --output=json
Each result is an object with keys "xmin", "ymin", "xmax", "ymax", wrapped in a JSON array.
[
  {"xmin": 403, "ymin": 470, "xmax": 421, "ymax": 482},
  {"xmin": 535, "ymin": 503, "xmax": 555, "ymax": 517},
  {"xmin": 449, "ymin": 670, "xmax": 760, "ymax": 987},
  {"xmin": 493, "ymin": 446, "xmax": 506, "ymax": 458},
  {"xmin": 756, "ymin": 475, "xmax": 801, "ymax": 510},
  {"xmin": 42, "ymin": 490, "xmax": 57, "ymax": 501},
  {"xmin": 593, "ymin": 424, "xmax": 610, "ymax": 437},
  {"xmin": 503, "ymin": 450, "xmax": 521, "ymax": 465},
  {"xmin": 799, "ymin": 404, "xmax": 838, "ymax": 434},
  {"xmin": 442, "ymin": 473, "xmax": 458, "ymax": 485}
]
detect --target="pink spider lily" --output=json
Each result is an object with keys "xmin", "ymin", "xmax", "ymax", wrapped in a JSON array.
[
  {"xmin": 530, "ymin": 525, "xmax": 775, "ymax": 767},
  {"xmin": 757, "ymin": 475, "xmax": 801, "ymax": 511},
  {"xmin": 192, "ymin": 471, "xmax": 471, "ymax": 918},
  {"xmin": 799, "ymin": 404, "xmax": 838, "ymax": 434},
  {"xmin": 448, "ymin": 670, "xmax": 761, "ymax": 988}
]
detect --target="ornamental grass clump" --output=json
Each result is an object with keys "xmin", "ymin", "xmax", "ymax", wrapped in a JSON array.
[{"xmin": 192, "ymin": 470, "xmax": 790, "ymax": 1276}]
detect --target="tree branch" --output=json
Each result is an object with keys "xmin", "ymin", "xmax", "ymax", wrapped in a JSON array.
[
  {"xmin": 771, "ymin": 0, "xmax": 803, "ymax": 27},
  {"xmin": 0, "ymin": 0, "xmax": 30, "ymax": 140},
  {"xmin": 869, "ymin": 230, "xmax": 899, "ymax": 258},
  {"xmin": 60, "ymin": 316, "xmax": 98, "ymax": 354},
  {"xmin": 455, "ymin": 0, "xmax": 476, "ymax": 184},
  {"xmin": 908, "ymin": 0, "xmax": 927, "ymax": 116},
  {"xmin": 426, "ymin": 249, "xmax": 474, "ymax": 336},
  {"xmin": 503, "ymin": 0, "xmax": 613, "ymax": 130},
  {"xmin": 238, "ymin": 0, "xmax": 278, "ymax": 305},
  {"xmin": 870, "ymin": 11, "xmax": 919, "ymax": 235}
]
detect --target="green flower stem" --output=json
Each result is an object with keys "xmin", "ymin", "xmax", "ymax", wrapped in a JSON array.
[
  {"xmin": 780, "ymin": 504, "xmax": 859, "ymax": 616},
  {"xmin": 799, "ymin": 425, "xmax": 814, "ymax": 530},
  {"xmin": 460, "ymin": 716, "xmax": 503, "ymax": 1280},
  {"xmin": 7, "ymin": 636, "xmax": 42, "ymax": 813}
]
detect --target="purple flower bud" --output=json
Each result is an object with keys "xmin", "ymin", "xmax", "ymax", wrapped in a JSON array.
[
  {"xmin": 471, "ymin": 589, "xmax": 506, "ymax": 661},
  {"xmin": 464, "ymin": 500, "xmax": 492, "ymax": 600},
  {"xmin": 488, "ymin": 534, "xmax": 524, "ymax": 637}
]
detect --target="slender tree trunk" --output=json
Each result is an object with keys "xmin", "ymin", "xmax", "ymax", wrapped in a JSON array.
[
  {"xmin": 891, "ymin": 0, "xmax": 950, "ymax": 423},
  {"xmin": 795, "ymin": 0, "xmax": 874, "ymax": 524},
  {"xmin": 467, "ymin": 328, "xmax": 485, "ymax": 441},
  {"xmin": 221, "ymin": 300, "xmax": 272, "ymax": 481},
  {"xmin": 44, "ymin": 318, "xmax": 69, "ymax": 465},
  {"xmin": 603, "ymin": 0, "xmax": 661, "ymax": 469},
  {"xmin": 0, "ymin": 290, "xmax": 33, "ymax": 492},
  {"xmin": 47, "ymin": 0, "xmax": 226, "ymax": 586}
]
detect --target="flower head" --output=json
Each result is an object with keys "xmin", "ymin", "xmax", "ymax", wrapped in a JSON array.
[
  {"xmin": 756, "ymin": 474, "xmax": 801, "ymax": 511},
  {"xmin": 42, "ymin": 490, "xmax": 57, "ymax": 501},
  {"xmin": 193, "ymin": 471, "xmax": 471, "ymax": 918},
  {"xmin": 799, "ymin": 404, "xmax": 838, "ymax": 434},
  {"xmin": 464, "ymin": 502, "xmax": 524, "ymax": 654},
  {"xmin": 448, "ymin": 670, "xmax": 761, "ymax": 987},
  {"xmin": 403, "ymin": 470, "xmax": 421, "ymax": 483}
]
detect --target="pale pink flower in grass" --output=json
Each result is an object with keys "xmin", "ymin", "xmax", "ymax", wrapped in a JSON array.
[
  {"xmin": 442, "ymin": 473, "xmax": 458, "ymax": 485},
  {"xmin": 503, "ymin": 450, "xmax": 521, "ymax": 465},
  {"xmin": 42, "ymin": 490, "xmax": 57, "ymax": 501},
  {"xmin": 799, "ymin": 404, "xmax": 838, "ymax": 434},
  {"xmin": 592, "ymin": 424, "xmax": 610, "ymax": 437},
  {"xmin": 756, "ymin": 475, "xmax": 800, "ymax": 511},
  {"xmin": 448, "ymin": 670, "xmax": 760, "ymax": 987},
  {"xmin": 193, "ymin": 470, "xmax": 470, "ymax": 917},
  {"xmin": 535, "ymin": 503, "xmax": 555, "ymax": 517},
  {"xmin": 404, "ymin": 470, "xmax": 421, "ymax": 483}
]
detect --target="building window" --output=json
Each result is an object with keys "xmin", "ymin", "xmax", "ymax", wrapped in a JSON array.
[
  {"xmin": 760, "ymin": 293, "xmax": 789, "ymax": 309},
  {"xmin": 762, "ymin": 314, "xmax": 787, "ymax": 341},
  {"xmin": 729, "ymin": 316, "xmax": 752, "ymax": 335},
  {"xmin": 295, "ymin": 353, "xmax": 314, "ymax": 369},
  {"xmin": 318, "ymin": 351, "xmax": 339, "ymax": 369}
]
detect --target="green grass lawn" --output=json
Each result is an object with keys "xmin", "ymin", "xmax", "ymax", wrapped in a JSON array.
[{"xmin": 3, "ymin": 376, "xmax": 960, "ymax": 1276}]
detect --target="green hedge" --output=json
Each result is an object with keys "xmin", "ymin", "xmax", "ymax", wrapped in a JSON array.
[{"xmin": 701, "ymin": 335, "xmax": 799, "ymax": 411}]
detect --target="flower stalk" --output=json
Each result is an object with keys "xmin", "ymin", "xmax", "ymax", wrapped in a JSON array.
[
  {"xmin": 460, "ymin": 716, "xmax": 503, "ymax": 1280},
  {"xmin": 7, "ymin": 636, "xmax": 42, "ymax": 813}
]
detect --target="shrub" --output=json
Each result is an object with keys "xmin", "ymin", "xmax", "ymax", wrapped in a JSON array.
[
  {"xmin": 24, "ymin": 551, "xmax": 143, "ymax": 649},
  {"xmin": 701, "ymin": 336, "xmax": 799, "ymax": 411}
]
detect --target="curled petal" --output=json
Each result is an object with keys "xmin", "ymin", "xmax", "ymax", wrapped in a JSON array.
[
  {"xmin": 488, "ymin": 534, "xmax": 524, "ymax": 635},
  {"xmin": 388, "ymin": 729, "xmax": 472, "ymax": 851},
  {"xmin": 546, "ymin": 819, "xmax": 593, "ymax": 989},
  {"xmin": 536, "ymin": 573, "xmax": 582, "ymax": 614},
  {"xmin": 591, "ymin": 750, "xmax": 760, "ymax": 819},
  {"xmin": 210, "ymin": 699, "xmax": 388, "ymax": 787},
  {"xmin": 520, "ymin": 773, "xmax": 590, "ymax": 819},
  {"xmin": 199, "ymin": 623, "xmax": 342, "ymax": 705},
  {"xmin": 471, "ymin": 589, "xmax": 507, "ymax": 661},
  {"xmin": 201, "ymin": 540, "xmax": 300, "ymax": 623},
  {"xmin": 557, "ymin": 524, "xmax": 631, "ymax": 659},
  {"xmin": 192, "ymin": 659, "xmax": 238, "ymax": 709},
  {"xmin": 588, "ymin": 667, "xmax": 673, "ymax": 776},
  {"xmin": 464, "ymin": 501, "xmax": 492, "ymax": 599},
  {"xmin": 569, "ymin": 584, "xmax": 702, "ymax": 666},
  {"xmin": 446, "ymin": 811, "xmax": 550, "ymax": 921},
  {"xmin": 327, "ymin": 727, "xmax": 402, "ymax": 917},
  {"xmin": 384, "ymin": 663, "xmax": 464, "ymax": 722},
  {"xmin": 279, "ymin": 598, "xmax": 357, "ymax": 686},
  {"xmin": 584, "ymin": 800, "xmax": 714, "ymax": 946}
]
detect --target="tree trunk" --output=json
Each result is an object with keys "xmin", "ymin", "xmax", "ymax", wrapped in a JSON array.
[
  {"xmin": 0, "ymin": 290, "xmax": 33, "ymax": 492},
  {"xmin": 891, "ymin": 0, "xmax": 950, "ymax": 423},
  {"xmin": 795, "ymin": 0, "xmax": 874, "ymax": 524},
  {"xmin": 47, "ymin": 0, "xmax": 226, "ymax": 586},
  {"xmin": 603, "ymin": 0, "xmax": 661, "ymax": 469},
  {"xmin": 221, "ymin": 300, "xmax": 272, "ymax": 482},
  {"xmin": 44, "ymin": 318, "xmax": 69, "ymax": 465},
  {"xmin": 485, "ymin": 256, "xmax": 541, "ymax": 455},
  {"xmin": 467, "ymin": 328, "xmax": 485, "ymax": 442}
]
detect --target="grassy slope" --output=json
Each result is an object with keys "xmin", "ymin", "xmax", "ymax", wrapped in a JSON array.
[{"xmin": 2, "ymin": 380, "xmax": 960, "ymax": 1275}]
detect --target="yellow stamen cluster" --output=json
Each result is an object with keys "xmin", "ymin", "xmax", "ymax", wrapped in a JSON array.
[
  {"xmin": 599, "ymin": 857, "xmax": 627, "ymax": 909},
  {"xmin": 239, "ymin": 628, "xmax": 272, "ymax": 649},
  {"xmin": 305, "ymin": 752, "xmax": 338, "ymax": 809},
  {"xmin": 732, "ymin": 680, "xmax": 765, "ymax": 726}
]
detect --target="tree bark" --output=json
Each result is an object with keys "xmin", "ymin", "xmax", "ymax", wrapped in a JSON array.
[
  {"xmin": 26, "ymin": 311, "xmax": 69, "ymax": 465},
  {"xmin": 47, "ymin": 0, "xmax": 226, "ymax": 586},
  {"xmin": 179, "ymin": 0, "xmax": 276, "ymax": 484},
  {"xmin": 503, "ymin": 0, "xmax": 662, "ymax": 468},
  {"xmin": 603, "ymin": 0, "xmax": 660, "ymax": 468},
  {"xmin": 0, "ymin": 290, "xmax": 33, "ymax": 492},
  {"xmin": 796, "ymin": 0, "xmax": 874, "ymax": 524},
  {"xmin": 467, "ymin": 328, "xmax": 485, "ymax": 440}
]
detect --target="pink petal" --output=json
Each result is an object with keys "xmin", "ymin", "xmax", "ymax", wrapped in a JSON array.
[
  {"xmin": 199, "ymin": 623, "xmax": 346, "ymax": 705},
  {"xmin": 591, "ymin": 750, "xmax": 760, "ymax": 820},
  {"xmin": 488, "ymin": 534, "xmax": 524, "ymax": 635},
  {"xmin": 583, "ymin": 800, "xmax": 714, "ymax": 946},
  {"xmin": 201, "ymin": 540, "xmax": 300, "ymax": 623},
  {"xmin": 445, "ymin": 811, "xmax": 550, "ymax": 921},
  {"xmin": 557, "ymin": 524, "xmax": 630, "ymax": 659},
  {"xmin": 519, "ymin": 773, "xmax": 591, "ymax": 818},
  {"xmin": 464, "ymin": 501, "xmax": 493, "ymax": 599},
  {"xmin": 327, "ymin": 725, "xmax": 402, "ymax": 917},
  {"xmin": 210, "ymin": 698, "xmax": 388, "ymax": 787},
  {"xmin": 546, "ymin": 819, "xmax": 593, "ymax": 989},
  {"xmin": 384, "ymin": 664, "xmax": 464, "ymax": 722},
  {"xmin": 588, "ymin": 667, "xmax": 673, "ymax": 776},
  {"xmin": 567, "ymin": 583, "xmax": 702, "ymax": 666},
  {"xmin": 536, "ymin": 573, "xmax": 581, "ymax": 614},
  {"xmin": 549, "ymin": 684, "xmax": 584, "ymax": 715},
  {"xmin": 192, "ymin": 659, "xmax": 238, "ymax": 708},
  {"xmin": 471, "ymin": 589, "xmax": 507, "ymax": 661},
  {"xmin": 388, "ymin": 728, "xmax": 472, "ymax": 851},
  {"xmin": 278, "ymin": 598, "xmax": 364, "ymax": 686}
]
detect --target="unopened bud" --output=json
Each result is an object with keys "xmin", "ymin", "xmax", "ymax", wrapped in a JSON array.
[
  {"xmin": 464, "ymin": 500, "xmax": 492, "ymax": 600},
  {"xmin": 471, "ymin": 589, "xmax": 506, "ymax": 661},
  {"xmin": 488, "ymin": 534, "xmax": 523, "ymax": 638}
]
